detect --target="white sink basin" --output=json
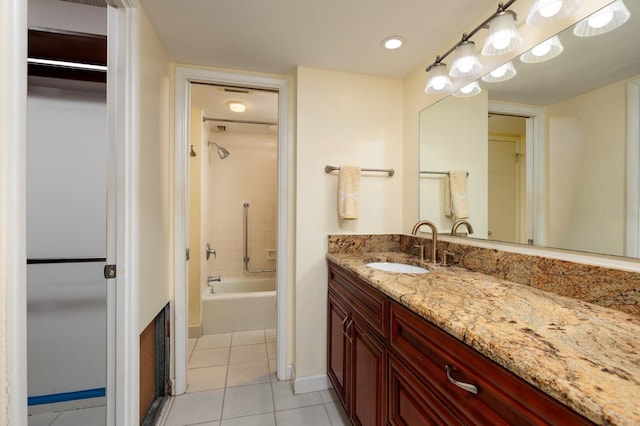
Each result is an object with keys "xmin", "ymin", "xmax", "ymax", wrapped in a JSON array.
[{"xmin": 366, "ymin": 262, "xmax": 430, "ymax": 274}]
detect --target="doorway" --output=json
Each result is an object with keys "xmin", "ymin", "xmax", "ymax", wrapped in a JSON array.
[
  {"xmin": 487, "ymin": 112, "xmax": 527, "ymax": 244},
  {"xmin": 173, "ymin": 67, "xmax": 290, "ymax": 395}
]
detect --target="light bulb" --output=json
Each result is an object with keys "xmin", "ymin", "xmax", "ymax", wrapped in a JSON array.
[
  {"xmin": 532, "ymin": 41, "xmax": 552, "ymax": 56},
  {"xmin": 588, "ymin": 11, "xmax": 614, "ymax": 28},
  {"xmin": 539, "ymin": 0, "xmax": 563, "ymax": 17},
  {"xmin": 491, "ymin": 64, "xmax": 508, "ymax": 78}
]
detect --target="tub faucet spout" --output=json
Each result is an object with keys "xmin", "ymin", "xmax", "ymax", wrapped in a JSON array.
[{"xmin": 207, "ymin": 275, "xmax": 221, "ymax": 284}]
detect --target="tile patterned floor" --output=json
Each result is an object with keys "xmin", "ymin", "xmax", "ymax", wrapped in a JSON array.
[
  {"xmin": 28, "ymin": 329, "xmax": 347, "ymax": 425},
  {"xmin": 159, "ymin": 329, "xmax": 349, "ymax": 426}
]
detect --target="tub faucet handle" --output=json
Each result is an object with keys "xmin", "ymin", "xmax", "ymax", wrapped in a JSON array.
[{"xmin": 206, "ymin": 243, "xmax": 216, "ymax": 260}]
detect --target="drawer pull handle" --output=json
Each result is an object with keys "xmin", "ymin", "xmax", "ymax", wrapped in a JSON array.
[{"xmin": 446, "ymin": 365, "xmax": 478, "ymax": 394}]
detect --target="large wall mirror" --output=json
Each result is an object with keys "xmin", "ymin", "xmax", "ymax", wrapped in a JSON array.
[{"xmin": 419, "ymin": 0, "xmax": 640, "ymax": 259}]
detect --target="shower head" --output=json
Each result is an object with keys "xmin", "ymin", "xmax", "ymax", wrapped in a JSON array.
[{"xmin": 208, "ymin": 140, "xmax": 230, "ymax": 159}]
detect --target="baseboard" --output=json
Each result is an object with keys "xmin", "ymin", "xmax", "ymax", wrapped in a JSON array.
[
  {"xmin": 188, "ymin": 325, "xmax": 201, "ymax": 339},
  {"xmin": 293, "ymin": 374, "xmax": 331, "ymax": 394}
]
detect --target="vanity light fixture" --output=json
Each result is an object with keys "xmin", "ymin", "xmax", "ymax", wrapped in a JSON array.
[
  {"xmin": 481, "ymin": 11, "xmax": 523, "ymax": 55},
  {"xmin": 573, "ymin": 0, "xmax": 630, "ymax": 37},
  {"xmin": 424, "ymin": 62, "xmax": 454, "ymax": 93},
  {"xmin": 226, "ymin": 101, "xmax": 246, "ymax": 113},
  {"xmin": 520, "ymin": 35, "xmax": 564, "ymax": 63},
  {"xmin": 526, "ymin": 0, "xmax": 581, "ymax": 26},
  {"xmin": 382, "ymin": 36, "xmax": 404, "ymax": 50},
  {"xmin": 424, "ymin": 0, "xmax": 519, "ymax": 94},
  {"xmin": 453, "ymin": 81, "xmax": 482, "ymax": 98},
  {"xmin": 481, "ymin": 61, "xmax": 517, "ymax": 83},
  {"xmin": 449, "ymin": 41, "xmax": 483, "ymax": 77}
]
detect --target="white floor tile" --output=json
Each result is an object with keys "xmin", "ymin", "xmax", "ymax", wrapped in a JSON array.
[
  {"xmin": 28, "ymin": 411, "xmax": 60, "ymax": 426},
  {"xmin": 268, "ymin": 359, "xmax": 277, "ymax": 382},
  {"xmin": 272, "ymin": 381, "xmax": 323, "ymax": 412},
  {"xmin": 325, "ymin": 402, "xmax": 350, "ymax": 426},
  {"xmin": 221, "ymin": 383, "xmax": 274, "ymax": 420},
  {"xmin": 189, "ymin": 347, "xmax": 230, "ymax": 368},
  {"xmin": 163, "ymin": 390, "xmax": 224, "ymax": 426},
  {"xmin": 226, "ymin": 361, "xmax": 270, "ymax": 388},
  {"xmin": 231, "ymin": 330, "xmax": 265, "ymax": 346},
  {"xmin": 50, "ymin": 406, "xmax": 106, "ymax": 426},
  {"xmin": 228, "ymin": 344, "xmax": 267, "ymax": 364},
  {"xmin": 264, "ymin": 329, "xmax": 276, "ymax": 343},
  {"xmin": 187, "ymin": 422, "xmax": 219, "ymax": 426},
  {"xmin": 220, "ymin": 412, "xmax": 275, "ymax": 426},
  {"xmin": 197, "ymin": 333, "xmax": 232, "ymax": 350},
  {"xmin": 320, "ymin": 388, "xmax": 339, "ymax": 404},
  {"xmin": 275, "ymin": 405, "xmax": 332, "ymax": 426},
  {"xmin": 188, "ymin": 365, "xmax": 228, "ymax": 393}
]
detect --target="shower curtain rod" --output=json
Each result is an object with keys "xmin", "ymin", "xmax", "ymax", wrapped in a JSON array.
[{"xmin": 202, "ymin": 116, "xmax": 277, "ymax": 126}]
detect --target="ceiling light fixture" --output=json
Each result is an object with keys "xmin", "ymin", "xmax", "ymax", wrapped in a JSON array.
[
  {"xmin": 481, "ymin": 11, "xmax": 523, "ymax": 55},
  {"xmin": 526, "ymin": 0, "xmax": 581, "ymax": 26},
  {"xmin": 449, "ymin": 41, "xmax": 483, "ymax": 77},
  {"xmin": 481, "ymin": 61, "xmax": 517, "ymax": 83},
  {"xmin": 382, "ymin": 36, "xmax": 404, "ymax": 50},
  {"xmin": 226, "ymin": 101, "xmax": 246, "ymax": 113},
  {"xmin": 424, "ymin": 0, "xmax": 519, "ymax": 94},
  {"xmin": 424, "ymin": 62, "xmax": 453, "ymax": 94},
  {"xmin": 573, "ymin": 0, "xmax": 630, "ymax": 37},
  {"xmin": 520, "ymin": 35, "xmax": 564, "ymax": 63},
  {"xmin": 453, "ymin": 81, "xmax": 482, "ymax": 98}
]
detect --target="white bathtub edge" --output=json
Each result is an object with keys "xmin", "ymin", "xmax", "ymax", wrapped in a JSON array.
[
  {"xmin": 188, "ymin": 325, "xmax": 201, "ymax": 339},
  {"xmin": 293, "ymin": 374, "xmax": 331, "ymax": 394}
]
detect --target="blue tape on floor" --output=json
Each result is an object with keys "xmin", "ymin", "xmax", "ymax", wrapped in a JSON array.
[{"xmin": 28, "ymin": 387, "xmax": 106, "ymax": 406}]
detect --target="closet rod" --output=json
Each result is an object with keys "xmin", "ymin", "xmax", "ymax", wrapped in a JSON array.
[
  {"xmin": 27, "ymin": 57, "xmax": 107, "ymax": 72},
  {"xmin": 324, "ymin": 165, "xmax": 394, "ymax": 177},
  {"xmin": 27, "ymin": 257, "xmax": 107, "ymax": 265},
  {"xmin": 202, "ymin": 117, "xmax": 277, "ymax": 126}
]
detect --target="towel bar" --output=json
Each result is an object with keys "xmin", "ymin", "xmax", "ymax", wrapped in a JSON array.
[
  {"xmin": 325, "ymin": 165, "xmax": 394, "ymax": 177},
  {"xmin": 420, "ymin": 170, "xmax": 469, "ymax": 176}
]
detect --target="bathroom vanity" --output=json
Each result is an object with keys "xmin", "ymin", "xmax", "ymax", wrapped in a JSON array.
[{"xmin": 326, "ymin": 234, "xmax": 640, "ymax": 425}]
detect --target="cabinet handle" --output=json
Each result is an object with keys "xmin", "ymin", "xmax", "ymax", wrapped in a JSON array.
[
  {"xmin": 346, "ymin": 320, "xmax": 354, "ymax": 343},
  {"xmin": 341, "ymin": 316, "xmax": 349, "ymax": 336},
  {"xmin": 445, "ymin": 365, "xmax": 478, "ymax": 394}
]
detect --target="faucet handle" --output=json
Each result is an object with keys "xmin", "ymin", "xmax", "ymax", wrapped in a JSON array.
[
  {"xmin": 442, "ymin": 250, "xmax": 455, "ymax": 267},
  {"xmin": 413, "ymin": 244, "xmax": 426, "ymax": 261}
]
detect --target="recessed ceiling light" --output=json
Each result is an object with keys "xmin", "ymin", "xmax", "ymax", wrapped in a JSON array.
[
  {"xmin": 382, "ymin": 36, "xmax": 404, "ymax": 50},
  {"xmin": 226, "ymin": 101, "xmax": 246, "ymax": 113}
]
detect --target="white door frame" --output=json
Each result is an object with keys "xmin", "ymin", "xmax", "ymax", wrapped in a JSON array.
[
  {"xmin": 173, "ymin": 67, "xmax": 290, "ymax": 394},
  {"xmin": 1, "ymin": 0, "xmax": 28, "ymax": 423},
  {"xmin": 107, "ymin": 1, "xmax": 140, "ymax": 424},
  {"xmin": 2, "ymin": 0, "xmax": 139, "ymax": 423},
  {"xmin": 489, "ymin": 102, "xmax": 545, "ymax": 246}
]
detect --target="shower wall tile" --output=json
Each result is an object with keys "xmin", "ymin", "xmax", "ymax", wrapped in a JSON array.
[{"xmin": 206, "ymin": 132, "xmax": 277, "ymax": 279}]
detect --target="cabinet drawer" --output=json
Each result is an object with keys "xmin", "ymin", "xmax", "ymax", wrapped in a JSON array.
[
  {"xmin": 328, "ymin": 262, "xmax": 388, "ymax": 339},
  {"xmin": 389, "ymin": 301, "xmax": 593, "ymax": 425}
]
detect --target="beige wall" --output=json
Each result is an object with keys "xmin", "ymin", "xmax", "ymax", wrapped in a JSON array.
[
  {"xmin": 138, "ymin": 9, "xmax": 172, "ymax": 332},
  {"xmin": 546, "ymin": 80, "xmax": 627, "ymax": 256},
  {"xmin": 419, "ymin": 92, "xmax": 489, "ymax": 237},
  {"xmin": 295, "ymin": 66, "xmax": 403, "ymax": 378},
  {"xmin": 188, "ymin": 108, "xmax": 202, "ymax": 332}
]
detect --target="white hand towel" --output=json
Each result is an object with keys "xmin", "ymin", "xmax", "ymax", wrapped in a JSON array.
[
  {"xmin": 449, "ymin": 170, "xmax": 469, "ymax": 219},
  {"xmin": 444, "ymin": 176, "xmax": 452, "ymax": 217},
  {"xmin": 338, "ymin": 166, "xmax": 360, "ymax": 220}
]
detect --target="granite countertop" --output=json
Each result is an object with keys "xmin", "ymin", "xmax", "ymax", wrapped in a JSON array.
[{"xmin": 327, "ymin": 250, "xmax": 640, "ymax": 426}]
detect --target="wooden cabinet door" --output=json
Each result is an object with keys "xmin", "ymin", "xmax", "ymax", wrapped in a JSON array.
[
  {"xmin": 327, "ymin": 292, "xmax": 349, "ymax": 407},
  {"xmin": 350, "ymin": 320, "xmax": 386, "ymax": 426}
]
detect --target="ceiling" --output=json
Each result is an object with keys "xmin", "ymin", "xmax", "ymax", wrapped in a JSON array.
[{"xmin": 139, "ymin": 0, "xmax": 494, "ymax": 78}]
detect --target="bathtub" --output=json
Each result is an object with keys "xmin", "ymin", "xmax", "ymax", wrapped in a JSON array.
[{"xmin": 201, "ymin": 277, "xmax": 277, "ymax": 334}]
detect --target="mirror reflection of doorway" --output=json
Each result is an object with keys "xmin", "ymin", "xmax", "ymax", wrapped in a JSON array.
[{"xmin": 488, "ymin": 114, "xmax": 527, "ymax": 244}]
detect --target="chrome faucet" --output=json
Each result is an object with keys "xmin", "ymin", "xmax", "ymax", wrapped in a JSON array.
[
  {"xmin": 411, "ymin": 220, "xmax": 438, "ymax": 264},
  {"xmin": 451, "ymin": 219, "xmax": 474, "ymax": 236},
  {"xmin": 207, "ymin": 275, "xmax": 221, "ymax": 284}
]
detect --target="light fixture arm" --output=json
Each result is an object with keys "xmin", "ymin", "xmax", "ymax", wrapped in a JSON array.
[{"xmin": 425, "ymin": 0, "xmax": 518, "ymax": 72}]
